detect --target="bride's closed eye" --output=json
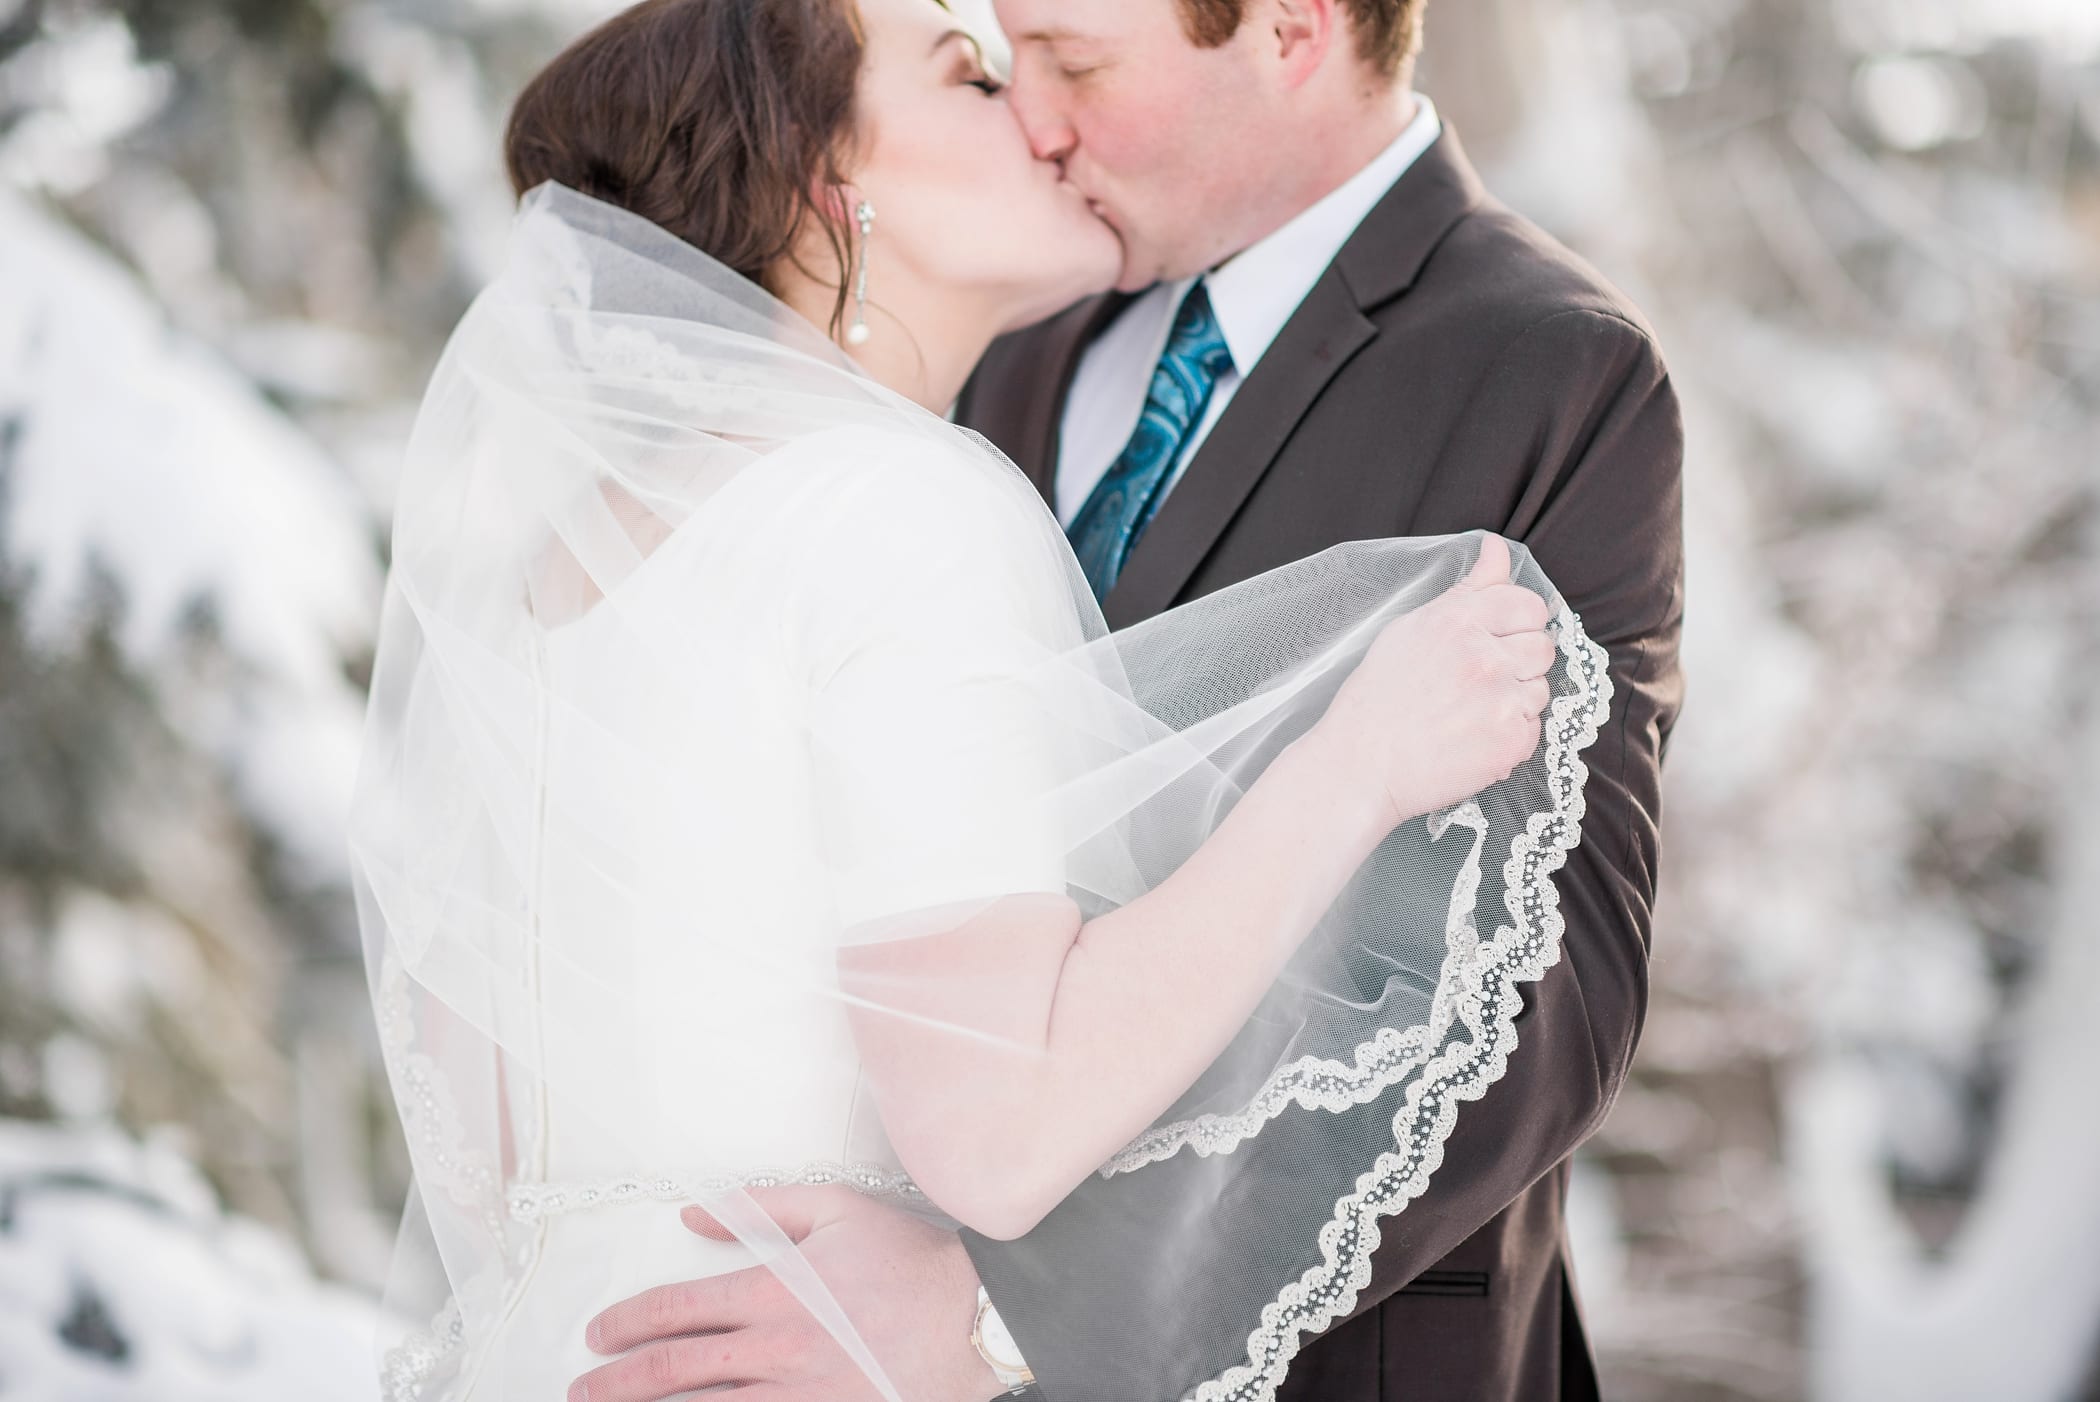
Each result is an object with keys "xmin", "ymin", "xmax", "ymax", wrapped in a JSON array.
[
  {"xmin": 954, "ymin": 52, "xmax": 1003, "ymax": 96},
  {"xmin": 934, "ymin": 29, "xmax": 1002, "ymax": 96}
]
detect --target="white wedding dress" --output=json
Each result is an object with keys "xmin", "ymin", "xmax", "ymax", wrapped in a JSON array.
[
  {"xmin": 446, "ymin": 428, "xmax": 1076, "ymax": 1399},
  {"xmin": 353, "ymin": 185, "xmax": 1612, "ymax": 1402}
]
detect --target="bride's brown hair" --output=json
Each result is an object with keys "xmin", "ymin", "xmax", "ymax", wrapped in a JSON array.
[{"xmin": 505, "ymin": 0, "xmax": 866, "ymax": 332}]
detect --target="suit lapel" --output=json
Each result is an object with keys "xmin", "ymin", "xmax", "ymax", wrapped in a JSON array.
[
  {"xmin": 1099, "ymin": 274, "xmax": 1375, "ymax": 629},
  {"xmin": 994, "ymin": 293, "xmax": 1132, "ymax": 506},
  {"xmin": 1096, "ymin": 128, "xmax": 1491, "ymax": 630}
]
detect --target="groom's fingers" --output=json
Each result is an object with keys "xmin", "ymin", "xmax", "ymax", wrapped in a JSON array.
[
  {"xmin": 681, "ymin": 1203, "xmax": 737, "ymax": 1242},
  {"xmin": 569, "ymin": 1328, "xmax": 778, "ymax": 1402},
  {"xmin": 683, "ymin": 1185, "xmax": 854, "ymax": 1244},
  {"xmin": 586, "ymin": 1266, "xmax": 774, "ymax": 1355},
  {"xmin": 591, "ymin": 1186, "xmax": 865, "ymax": 1354}
]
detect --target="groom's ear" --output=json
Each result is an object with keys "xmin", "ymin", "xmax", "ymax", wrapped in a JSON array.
[{"xmin": 1265, "ymin": 0, "xmax": 1341, "ymax": 85}]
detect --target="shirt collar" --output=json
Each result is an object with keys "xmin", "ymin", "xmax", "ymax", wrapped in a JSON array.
[{"xmin": 1197, "ymin": 95, "xmax": 1443, "ymax": 378}]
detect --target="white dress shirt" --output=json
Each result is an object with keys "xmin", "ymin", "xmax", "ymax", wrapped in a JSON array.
[{"xmin": 1055, "ymin": 97, "xmax": 1443, "ymax": 527}]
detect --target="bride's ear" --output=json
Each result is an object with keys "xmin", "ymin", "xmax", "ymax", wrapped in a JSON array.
[{"xmin": 810, "ymin": 181, "xmax": 865, "ymax": 231}]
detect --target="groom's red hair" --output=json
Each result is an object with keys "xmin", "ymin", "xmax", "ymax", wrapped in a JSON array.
[
  {"xmin": 1177, "ymin": 0, "xmax": 1426, "ymax": 77},
  {"xmin": 505, "ymin": 0, "xmax": 867, "ymax": 334}
]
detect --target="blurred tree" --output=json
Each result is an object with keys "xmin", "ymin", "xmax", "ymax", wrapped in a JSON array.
[
  {"xmin": 1422, "ymin": 1, "xmax": 2100, "ymax": 1398},
  {"xmin": 0, "ymin": 0, "xmax": 565, "ymax": 1286},
  {"xmin": 0, "ymin": 0, "xmax": 2096, "ymax": 1395}
]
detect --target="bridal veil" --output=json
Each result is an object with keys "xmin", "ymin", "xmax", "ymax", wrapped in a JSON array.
[{"xmin": 350, "ymin": 185, "xmax": 1612, "ymax": 1402}]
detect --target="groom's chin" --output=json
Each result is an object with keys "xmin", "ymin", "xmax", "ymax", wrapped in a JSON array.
[
  {"xmin": 1105, "ymin": 233, "xmax": 1168, "ymax": 294},
  {"xmin": 1115, "ymin": 264, "xmax": 1159, "ymax": 295}
]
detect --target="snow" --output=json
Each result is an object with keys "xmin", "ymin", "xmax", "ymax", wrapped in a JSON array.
[
  {"xmin": 0, "ymin": 190, "xmax": 381, "ymax": 882},
  {"xmin": 1, "ymin": 1, "xmax": 2096, "ymax": 1398},
  {"xmin": 0, "ymin": 15, "xmax": 171, "ymax": 195},
  {"xmin": 1793, "ymin": 745, "xmax": 2100, "ymax": 1397},
  {"xmin": 1837, "ymin": 0, "xmax": 2100, "ymax": 59},
  {"xmin": 0, "ymin": 1121, "xmax": 386, "ymax": 1402},
  {"xmin": 1420, "ymin": 5, "xmax": 2100, "ymax": 1397}
]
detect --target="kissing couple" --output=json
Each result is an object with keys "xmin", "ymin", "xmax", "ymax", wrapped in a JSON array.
[{"xmin": 351, "ymin": 0, "xmax": 1684, "ymax": 1400}]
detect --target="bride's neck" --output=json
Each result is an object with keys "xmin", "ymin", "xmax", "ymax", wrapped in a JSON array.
[
  {"xmin": 836, "ymin": 306, "xmax": 991, "ymax": 415},
  {"xmin": 775, "ymin": 263, "xmax": 994, "ymax": 414}
]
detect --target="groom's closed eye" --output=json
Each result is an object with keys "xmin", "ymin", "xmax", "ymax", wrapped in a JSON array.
[
  {"xmin": 1009, "ymin": 28, "xmax": 1109, "ymax": 85},
  {"xmin": 1043, "ymin": 44, "xmax": 1108, "ymax": 82}
]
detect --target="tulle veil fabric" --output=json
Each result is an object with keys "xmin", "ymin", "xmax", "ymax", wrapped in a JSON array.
[{"xmin": 349, "ymin": 183, "xmax": 1613, "ymax": 1402}]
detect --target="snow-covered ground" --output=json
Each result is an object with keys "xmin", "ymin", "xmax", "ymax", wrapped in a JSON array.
[{"xmin": 0, "ymin": 1121, "xmax": 385, "ymax": 1402}]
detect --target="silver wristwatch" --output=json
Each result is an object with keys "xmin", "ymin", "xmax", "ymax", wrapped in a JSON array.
[{"xmin": 970, "ymin": 1286, "xmax": 1036, "ymax": 1393}]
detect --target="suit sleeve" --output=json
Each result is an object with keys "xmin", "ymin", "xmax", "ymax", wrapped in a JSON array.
[
  {"xmin": 1350, "ymin": 306, "xmax": 1684, "ymax": 1308},
  {"xmin": 959, "ymin": 307, "xmax": 1685, "ymax": 1400}
]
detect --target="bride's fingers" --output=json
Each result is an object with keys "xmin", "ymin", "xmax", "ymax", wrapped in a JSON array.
[
  {"xmin": 1500, "ymin": 630, "xmax": 1559, "ymax": 682},
  {"xmin": 1473, "ymin": 583, "xmax": 1551, "ymax": 637},
  {"xmin": 1457, "ymin": 532, "xmax": 1513, "ymax": 589}
]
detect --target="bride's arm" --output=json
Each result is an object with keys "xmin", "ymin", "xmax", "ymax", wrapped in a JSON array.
[
  {"xmin": 835, "ymin": 536, "xmax": 1551, "ymax": 1242},
  {"xmin": 838, "ymin": 725, "xmax": 1397, "ymax": 1241}
]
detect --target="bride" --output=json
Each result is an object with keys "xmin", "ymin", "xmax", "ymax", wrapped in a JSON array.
[{"xmin": 350, "ymin": 0, "xmax": 1611, "ymax": 1399}]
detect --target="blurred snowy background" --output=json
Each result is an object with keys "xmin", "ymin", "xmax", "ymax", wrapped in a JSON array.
[{"xmin": 0, "ymin": 0, "xmax": 2094, "ymax": 1397}]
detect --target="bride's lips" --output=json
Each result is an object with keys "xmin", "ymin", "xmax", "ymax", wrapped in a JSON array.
[
  {"xmin": 1044, "ymin": 163, "xmax": 1118, "ymax": 235},
  {"xmin": 1051, "ymin": 171, "xmax": 1109, "ymax": 219}
]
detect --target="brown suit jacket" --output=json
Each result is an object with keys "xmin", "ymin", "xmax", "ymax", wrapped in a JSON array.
[{"xmin": 953, "ymin": 128, "xmax": 1684, "ymax": 1402}]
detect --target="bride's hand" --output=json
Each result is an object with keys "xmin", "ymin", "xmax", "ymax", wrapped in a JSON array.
[{"xmin": 1306, "ymin": 534, "xmax": 1557, "ymax": 827}]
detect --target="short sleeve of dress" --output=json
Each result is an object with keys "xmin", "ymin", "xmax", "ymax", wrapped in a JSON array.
[{"xmin": 777, "ymin": 428, "xmax": 1087, "ymax": 933}]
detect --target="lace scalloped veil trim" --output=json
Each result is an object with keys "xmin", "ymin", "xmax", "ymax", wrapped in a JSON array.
[{"xmin": 1194, "ymin": 607, "xmax": 1611, "ymax": 1402}]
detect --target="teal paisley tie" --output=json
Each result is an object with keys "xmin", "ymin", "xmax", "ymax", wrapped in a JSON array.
[{"xmin": 1067, "ymin": 283, "xmax": 1234, "ymax": 601}]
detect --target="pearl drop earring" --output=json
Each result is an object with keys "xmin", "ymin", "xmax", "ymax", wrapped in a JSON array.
[{"xmin": 846, "ymin": 200, "xmax": 876, "ymax": 347}]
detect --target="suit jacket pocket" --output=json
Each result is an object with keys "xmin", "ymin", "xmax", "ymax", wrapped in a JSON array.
[{"xmin": 1394, "ymin": 1269, "xmax": 1491, "ymax": 1298}]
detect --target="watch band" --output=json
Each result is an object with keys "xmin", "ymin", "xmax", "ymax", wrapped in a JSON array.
[{"xmin": 971, "ymin": 1286, "xmax": 1036, "ymax": 1391}]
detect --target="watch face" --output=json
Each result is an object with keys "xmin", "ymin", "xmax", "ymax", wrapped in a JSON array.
[
  {"xmin": 974, "ymin": 1293, "xmax": 1030, "ymax": 1380},
  {"xmin": 981, "ymin": 1311, "xmax": 1021, "ymax": 1366}
]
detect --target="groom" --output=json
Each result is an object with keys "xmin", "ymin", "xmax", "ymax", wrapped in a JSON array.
[{"xmin": 574, "ymin": 0, "xmax": 1683, "ymax": 1398}]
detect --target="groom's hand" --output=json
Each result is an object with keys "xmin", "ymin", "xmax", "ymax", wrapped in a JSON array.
[{"xmin": 571, "ymin": 1186, "xmax": 1006, "ymax": 1402}]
